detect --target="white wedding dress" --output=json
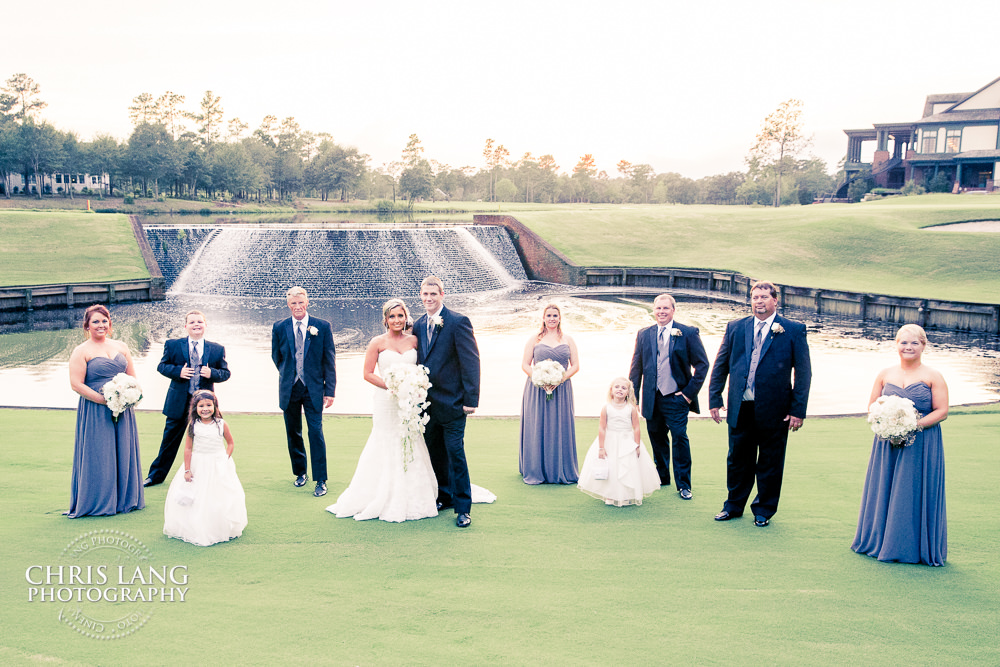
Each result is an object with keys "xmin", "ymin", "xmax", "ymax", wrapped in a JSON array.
[{"xmin": 326, "ymin": 349, "xmax": 495, "ymax": 523}]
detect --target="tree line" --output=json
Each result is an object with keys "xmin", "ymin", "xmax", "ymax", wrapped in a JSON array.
[{"xmin": 0, "ymin": 74, "xmax": 835, "ymax": 205}]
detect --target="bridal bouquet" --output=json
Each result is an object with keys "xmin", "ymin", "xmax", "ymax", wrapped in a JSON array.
[
  {"xmin": 383, "ymin": 364, "xmax": 432, "ymax": 470},
  {"xmin": 532, "ymin": 359, "xmax": 565, "ymax": 401},
  {"xmin": 102, "ymin": 373, "xmax": 143, "ymax": 422},
  {"xmin": 867, "ymin": 394, "xmax": 922, "ymax": 447}
]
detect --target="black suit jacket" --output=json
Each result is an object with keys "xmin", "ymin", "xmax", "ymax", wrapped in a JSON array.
[
  {"xmin": 271, "ymin": 316, "xmax": 337, "ymax": 412},
  {"xmin": 157, "ymin": 337, "xmax": 230, "ymax": 419},
  {"xmin": 707, "ymin": 314, "xmax": 811, "ymax": 428},
  {"xmin": 629, "ymin": 321, "xmax": 709, "ymax": 418},
  {"xmin": 415, "ymin": 306, "xmax": 480, "ymax": 422}
]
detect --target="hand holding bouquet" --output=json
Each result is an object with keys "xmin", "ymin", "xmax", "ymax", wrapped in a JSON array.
[
  {"xmin": 531, "ymin": 359, "xmax": 565, "ymax": 401},
  {"xmin": 868, "ymin": 394, "xmax": 922, "ymax": 447},
  {"xmin": 102, "ymin": 373, "xmax": 143, "ymax": 422}
]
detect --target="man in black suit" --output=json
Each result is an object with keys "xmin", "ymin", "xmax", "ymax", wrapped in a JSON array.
[
  {"xmin": 708, "ymin": 280, "xmax": 812, "ymax": 527},
  {"xmin": 271, "ymin": 286, "xmax": 337, "ymax": 498},
  {"xmin": 629, "ymin": 294, "xmax": 709, "ymax": 499},
  {"xmin": 145, "ymin": 310, "xmax": 230, "ymax": 486},
  {"xmin": 414, "ymin": 276, "xmax": 480, "ymax": 528}
]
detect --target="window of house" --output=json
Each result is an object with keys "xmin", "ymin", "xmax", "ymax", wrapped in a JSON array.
[
  {"xmin": 71, "ymin": 174, "xmax": 78, "ymax": 184},
  {"xmin": 945, "ymin": 129, "xmax": 961, "ymax": 153},
  {"xmin": 92, "ymin": 176, "xmax": 98, "ymax": 184},
  {"xmin": 55, "ymin": 174, "xmax": 62, "ymax": 183},
  {"xmin": 921, "ymin": 130, "xmax": 938, "ymax": 153}
]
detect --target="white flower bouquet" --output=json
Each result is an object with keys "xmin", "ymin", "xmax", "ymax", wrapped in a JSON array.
[
  {"xmin": 102, "ymin": 373, "xmax": 143, "ymax": 422},
  {"xmin": 531, "ymin": 359, "xmax": 565, "ymax": 401},
  {"xmin": 383, "ymin": 364, "xmax": 432, "ymax": 470},
  {"xmin": 867, "ymin": 394, "xmax": 922, "ymax": 447}
]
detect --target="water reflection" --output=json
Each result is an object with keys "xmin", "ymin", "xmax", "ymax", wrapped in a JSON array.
[{"xmin": 1, "ymin": 284, "xmax": 997, "ymax": 417}]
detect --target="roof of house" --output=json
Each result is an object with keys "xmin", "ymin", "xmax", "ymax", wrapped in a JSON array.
[{"xmin": 913, "ymin": 108, "xmax": 1000, "ymax": 125}]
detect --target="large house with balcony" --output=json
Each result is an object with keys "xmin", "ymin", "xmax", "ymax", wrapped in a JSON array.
[{"xmin": 840, "ymin": 75, "xmax": 1000, "ymax": 196}]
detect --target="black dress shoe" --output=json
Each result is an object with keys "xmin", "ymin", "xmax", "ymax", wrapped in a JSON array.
[
  {"xmin": 754, "ymin": 515, "xmax": 770, "ymax": 527},
  {"xmin": 294, "ymin": 474, "xmax": 308, "ymax": 487},
  {"xmin": 314, "ymin": 481, "xmax": 327, "ymax": 497},
  {"xmin": 436, "ymin": 500, "xmax": 454, "ymax": 512},
  {"xmin": 679, "ymin": 488, "xmax": 693, "ymax": 500},
  {"xmin": 715, "ymin": 510, "xmax": 741, "ymax": 521},
  {"xmin": 455, "ymin": 513, "xmax": 471, "ymax": 528},
  {"xmin": 143, "ymin": 477, "xmax": 159, "ymax": 488}
]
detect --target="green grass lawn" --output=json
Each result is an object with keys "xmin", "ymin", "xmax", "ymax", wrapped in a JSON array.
[
  {"xmin": 3, "ymin": 195, "xmax": 1000, "ymax": 302},
  {"xmin": 1, "ymin": 408, "xmax": 997, "ymax": 666},
  {"xmin": 509, "ymin": 195, "xmax": 1000, "ymax": 302},
  {"xmin": 0, "ymin": 211, "xmax": 149, "ymax": 286}
]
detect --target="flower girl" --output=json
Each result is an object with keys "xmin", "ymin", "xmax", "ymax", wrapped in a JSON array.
[
  {"xmin": 164, "ymin": 390, "xmax": 247, "ymax": 546},
  {"xmin": 578, "ymin": 378, "xmax": 660, "ymax": 506}
]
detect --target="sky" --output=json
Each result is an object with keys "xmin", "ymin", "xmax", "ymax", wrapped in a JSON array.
[{"xmin": 4, "ymin": 0, "xmax": 998, "ymax": 180}]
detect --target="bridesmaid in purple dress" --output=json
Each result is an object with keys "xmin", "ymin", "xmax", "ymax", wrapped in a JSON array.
[
  {"xmin": 519, "ymin": 304, "xmax": 580, "ymax": 484},
  {"xmin": 852, "ymin": 324, "xmax": 948, "ymax": 566},
  {"xmin": 67, "ymin": 305, "xmax": 145, "ymax": 518}
]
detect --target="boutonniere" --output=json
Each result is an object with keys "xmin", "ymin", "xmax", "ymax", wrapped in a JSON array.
[
  {"xmin": 770, "ymin": 323, "xmax": 784, "ymax": 334},
  {"xmin": 431, "ymin": 316, "xmax": 444, "ymax": 330},
  {"xmin": 671, "ymin": 329, "xmax": 682, "ymax": 337},
  {"xmin": 308, "ymin": 326, "xmax": 318, "ymax": 336}
]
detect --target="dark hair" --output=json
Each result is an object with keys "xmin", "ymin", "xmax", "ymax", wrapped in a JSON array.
[
  {"xmin": 750, "ymin": 281, "xmax": 779, "ymax": 299},
  {"xmin": 82, "ymin": 304, "xmax": 111, "ymax": 337},
  {"xmin": 187, "ymin": 389, "xmax": 222, "ymax": 437}
]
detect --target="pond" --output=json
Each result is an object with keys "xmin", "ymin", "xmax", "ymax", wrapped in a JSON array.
[{"xmin": 1, "ymin": 284, "xmax": 997, "ymax": 418}]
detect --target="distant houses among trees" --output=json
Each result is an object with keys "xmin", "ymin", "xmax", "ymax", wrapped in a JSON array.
[{"xmin": 3, "ymin": 72, "xmax": 844, "ymax": 205}]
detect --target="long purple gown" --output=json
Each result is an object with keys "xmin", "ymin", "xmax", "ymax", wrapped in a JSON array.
[
  {"xmin": 851, "ymin": 382, "xmax": 946, "ymax": 566},
  {"xmin": 67, "ymin": 354, "xmax": 145, "ymax": 518},
  {"xmin": 519, "ymin": 343, "xmax": 578, "ymax": 484}
]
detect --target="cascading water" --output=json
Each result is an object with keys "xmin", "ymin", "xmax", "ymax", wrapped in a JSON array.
[{"xmin": 145, "ymin": 225, "xmax": 527, "ymax": 298}]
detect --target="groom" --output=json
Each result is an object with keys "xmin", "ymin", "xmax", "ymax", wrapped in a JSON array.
[{"xmin": 415, "ymin": 276, "xmax": 480, "ymax": 528}]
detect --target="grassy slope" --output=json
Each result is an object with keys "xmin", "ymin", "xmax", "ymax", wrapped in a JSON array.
[
  {"xmin": 3, "ymin": 195, "xmax": 999, "ymax": 301},
  {"xmin": 1, "ymin": 408, "xmax": 997, "ymax": 666},
  {"xmin": 0, "ymin": 211, "xmax": 149, "ymax": 286},
  {"xmin": 511, "ymin": 195, "xmax": 1000, "ymax": 302}
]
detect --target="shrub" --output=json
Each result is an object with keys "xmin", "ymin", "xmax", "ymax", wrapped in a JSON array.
[
  {"xmin": 123, "ymin": 195, "xmax": 135, "ymax": 205},
  {"xmin": 927, "ymin": 172, "xmax": 951, "ymax": 193},
  {"xmin": 847, "ymin": 175, "xmax": 873, "ymax": 202},
  {"xmin": 901, "ymin": 179, "xmax": 926, "ymax": 196},
  {"xmin": 375, "ymin": 199, "xmax": 396, "ymax": 214}
]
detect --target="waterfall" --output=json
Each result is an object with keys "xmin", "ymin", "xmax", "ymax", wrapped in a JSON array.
[{"xmin": 145, "ymin": 225, "xmax": 527, "ymax": 298}]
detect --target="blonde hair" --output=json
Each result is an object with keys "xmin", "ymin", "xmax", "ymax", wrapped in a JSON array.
[
  {"xmin": 184, "ymin": 310, "xmax": 206, "ymax": 324},
  {"xmin": 607, "ymin": 377, "xmax": 637, "ymax": 405},
  {"xmin": 535, "ymin": 303, "xmax": 564, "ymax": 343},
  {"xmin": 420, "ymin": 276, "xmax": 444, "ymax": 293},
  {"xmin": 653, "ymin": 294, "xmax": 676, "ymax": 308},
  {"xmin": 286, "ymin": 286, "xmax": 308, "ymax": 301},
  {"xmin": 382, "ymin": 298, "xmax": 410, "ymax": 328},
  {"xmin": 895, "ymin": 323, "xmax": 928, "ymax": 346}
]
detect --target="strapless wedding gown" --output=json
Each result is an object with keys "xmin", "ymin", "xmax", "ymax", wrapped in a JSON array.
[
  {"xmin": 326, "ymin": 349, "xmax": 495, "ymax": 523},
  {"xmin": 326, "ymin": 349, "xmax": 437, "ymax": 522}
]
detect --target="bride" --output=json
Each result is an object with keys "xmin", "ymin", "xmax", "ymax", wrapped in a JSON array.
[
  {"xmin": 327, "ymin": 300, "xmax": 495, "ymax": 522},
  {"xmin": 327, "ymin": 299, "xmax": 439, "ymax": 522}
]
